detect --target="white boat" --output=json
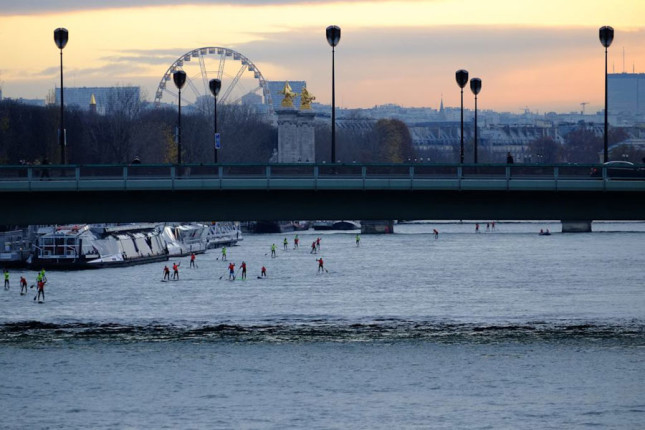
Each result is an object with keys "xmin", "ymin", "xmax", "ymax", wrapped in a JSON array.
[
  {"xmin": 30, "ymin": 224, "xmax": 168, "ymax": 270},
  {"xmin": 161, "ymin": 223, "xmax": 209, "ymax": 257},
  {"xmin": 0, "ymin": 227, "xmax": 33, "ymax": 267},
  {"xmin": 205, "ymin": 222, "xmax": 242, "ymax": 249}
]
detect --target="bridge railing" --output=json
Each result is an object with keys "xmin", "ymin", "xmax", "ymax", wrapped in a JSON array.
[{"xmin": 1, "ymin": 163, "xmax": 644, "ymax": 191}]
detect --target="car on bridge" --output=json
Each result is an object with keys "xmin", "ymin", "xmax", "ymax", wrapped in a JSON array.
[{"xmin": 590, "ymin": 161, "xmax": 645, "ymax": 178}]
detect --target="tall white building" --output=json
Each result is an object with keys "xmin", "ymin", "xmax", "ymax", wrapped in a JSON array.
[{"xmin": 608, "ymin": 73, "xmax": 645, "ymax": 117}]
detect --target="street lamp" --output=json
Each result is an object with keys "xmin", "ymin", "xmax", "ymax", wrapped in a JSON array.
[
  {"xmin": 173, "ymin": 70, "xmax": 187, "ymax": 164},
  {"xmin": 469, "ymin": 77, "xmax": 482, "ymax": 164},
  {"xmin": 54, "ymin": 28, "xmax": 69, "ymax": 164},
  {"xmin": 209, "ymin": 79, "xmax": 222, "ymax": 163},
  {"xmin": 326, "ymin": 25, "xmax": 341, "ymax": 163},
  {"xmin": 599, "ymin": 26, "xmax": 614, "ymax": 163},
  {"xmin": 455, "ymin": 69, "xmax": 469, "ymax": 163}
]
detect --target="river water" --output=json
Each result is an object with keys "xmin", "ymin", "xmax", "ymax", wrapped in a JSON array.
[{"xmin": 1, "ymin": 222, "xmax": 644, "ymax": 429}]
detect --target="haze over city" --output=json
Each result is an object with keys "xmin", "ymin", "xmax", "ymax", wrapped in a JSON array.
[{"xmin": 1, "ymin": 0, "xmax": 644, "ymax": 113}]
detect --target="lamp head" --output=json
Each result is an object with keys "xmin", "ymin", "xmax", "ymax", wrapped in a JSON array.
[
  {"xmin": 456, "ymin": 69, "xmax": 469, "ymax": 89},
  {"xmin": 173, "ymin": 70, "xmax": 187, "ymax": 90},
  {"xmin": 54, "ymin": 28, "xmax": 69, "ymax": 50},
  {"xmin": 326, "ymin": 25, "xmax": 341, "ymax": 47},
  {"xmin": 599, "ymin": 26, "xmax": 614, "ymax": 48},
  {"xmin": 470, "ymin": 78, "xmax": 482, "ymax": 95},
  {"xmin": 209, "ymin": 79, "xmax": 222, "ymax": 97}
]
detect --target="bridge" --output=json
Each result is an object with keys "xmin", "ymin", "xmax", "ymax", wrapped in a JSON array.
[{"xmin": 1, "ymin": 163, "xmax": 644, "ymax": 225}]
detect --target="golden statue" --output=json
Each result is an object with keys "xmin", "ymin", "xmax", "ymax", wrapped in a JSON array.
[
  {"xmin": 300, "ymin": 86, "xmax": 316, "ymax": 110},
  {"xmin": 278, "ymin": 81, "xmax": 298, "ymax": 108}
]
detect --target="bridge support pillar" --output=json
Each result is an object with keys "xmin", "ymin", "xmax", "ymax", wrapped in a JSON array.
[
  {"xmin": 561, "ymin": 220, "xmax": 592, "ymax": 233},
  {"xmin": 276, "ymin": 108, "xmax": 316, "ymax": 163},
  {"xmin": 361, "ymin": 220, "xmax": 394, "ymax": 234}
]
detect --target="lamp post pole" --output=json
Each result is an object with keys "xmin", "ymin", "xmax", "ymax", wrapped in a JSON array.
[
  {"xmin": 326, "ymin": 25, "xmax": 341, "ymax": 163},
  {"xmin": 470, "ymin": 78, "xmax": 482, "ymax": 164},
  {"xmin": 209, "ymin": 79, "xmax": 222, "ymax": 164},
  {"xmin": 455, "ymin": 70, "xmax": 469, "ymax": 164},
  {"xmin": 173, "ymin": 70, "xmax": 187, "ymax": 165},
  {"xmin": 599, "ymin": 26, "xmax": 614, "ymax": 163},
  {"xmin": 54, "ymin": 28, "xmax": 69, "ymax": 164}
]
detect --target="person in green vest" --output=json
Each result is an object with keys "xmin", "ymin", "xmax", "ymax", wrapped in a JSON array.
[
  {"xmin": 271, "ymin": 243, "xmax": 277, "ymax": 258},
  {"xmin": 3, "ymin": 269, "xmax": 9, "ymax": 290},
  {"xmin": 221, "ymin": 247, "xmax": 227, "ymax": 261},
  {"xmin": 355, "ymin": 234, "xmax": 361, "ymax": 247}
]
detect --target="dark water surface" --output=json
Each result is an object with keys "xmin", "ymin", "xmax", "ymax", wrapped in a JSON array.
[{"xmin": 1, "ymin": 222, "xmax": 644, "ymax": 428}]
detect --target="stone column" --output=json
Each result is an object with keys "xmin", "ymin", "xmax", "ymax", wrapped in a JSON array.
[
  {"xmin": 361, "ymin": 220, "xmax": 395, "ymax": 234},
  {"xmin": 561, "ymin": 220, "xmax": 592, "ymax": 233},
  {"xmin": 276, "ymin": 109, "xmax": 316, "ymax": 163}
]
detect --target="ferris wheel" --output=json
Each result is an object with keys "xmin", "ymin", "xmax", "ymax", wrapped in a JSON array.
[{"xmin": 154, "ymin": 47, "xmax": 273, "ymax": 114}]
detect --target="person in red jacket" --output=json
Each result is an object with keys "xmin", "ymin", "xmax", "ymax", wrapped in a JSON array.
[
  {"xmin": 240, "ymin": 261, "xmax": 247, "ymax": 280},
  {"xmin": 228, "ymin": 262, "xmax": 236, "ymax": 280},
  {"xmin": 172, "ymin": 262, "xmax": 180, "ymax": 280},
  {"xmin": 36, "ymin": 279, "xmax": 45, "ymax": 302},
  {"xmin": 316, "ymin": 258, "xmax": 324, "ymax": 273},
  {"xmin": 20, "ymin": 276, "xmax": 28, "ymax": 295}
]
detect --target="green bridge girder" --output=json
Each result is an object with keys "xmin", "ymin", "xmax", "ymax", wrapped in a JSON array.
[{"xmin": 1, "ymin": 163, "xmax": 643, "ymax": 224}]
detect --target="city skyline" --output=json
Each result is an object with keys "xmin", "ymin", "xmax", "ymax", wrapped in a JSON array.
[{"xmin": 1, "ymin": 0, "xmax": 644, "ymax": 114}]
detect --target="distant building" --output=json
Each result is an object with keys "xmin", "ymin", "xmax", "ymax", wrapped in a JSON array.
[
  {"xmin": 608, "ymin": 73, "xmax": 645, "ymax": 119},
  {"xmin": 54, "ymin": 86, "xmax": 140, "ymax": 113},
  {"xmin": 241, "ymin": 92, "xmax": 262, "ymax": 106}
]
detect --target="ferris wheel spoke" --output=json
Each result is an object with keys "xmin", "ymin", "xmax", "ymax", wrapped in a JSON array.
[
  {"xmin": 198, "ymin": 55, "xmax": 210, "ymax": 97},
  {"xmin": 220, "ymin": 63, "xmax": 247, "ymax": 104},
  {"xmin": 229, "ymin": 85, "xmax": 262, "ymax": 105},
  {"xmin": 185, "ymin": 76, "xmax": 202, "ymax": 102},
  {"xmin": 217, "ymin": 52, "xmax": 226, "ymax": 81},
  {"xmin": 164, "ymin": 88, "xmax": 179, "ymax": 99}
]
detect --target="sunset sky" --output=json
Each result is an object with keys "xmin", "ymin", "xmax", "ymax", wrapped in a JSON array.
[{"xmin": 1, "ymin": 0, "xmax": 644, "ymax": 113}]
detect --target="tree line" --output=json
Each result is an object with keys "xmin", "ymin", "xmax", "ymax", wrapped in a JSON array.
[
  {"xmin": 0, "ymin": 98, "xmax": 277, "ymax": 165},
  {"xmin": 0, "ymin": 98, "xmax": 415, "ymax": 165},
  {"xmin": 0, "ymin": 97, "xmax": 640, "ymax": 165}
]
